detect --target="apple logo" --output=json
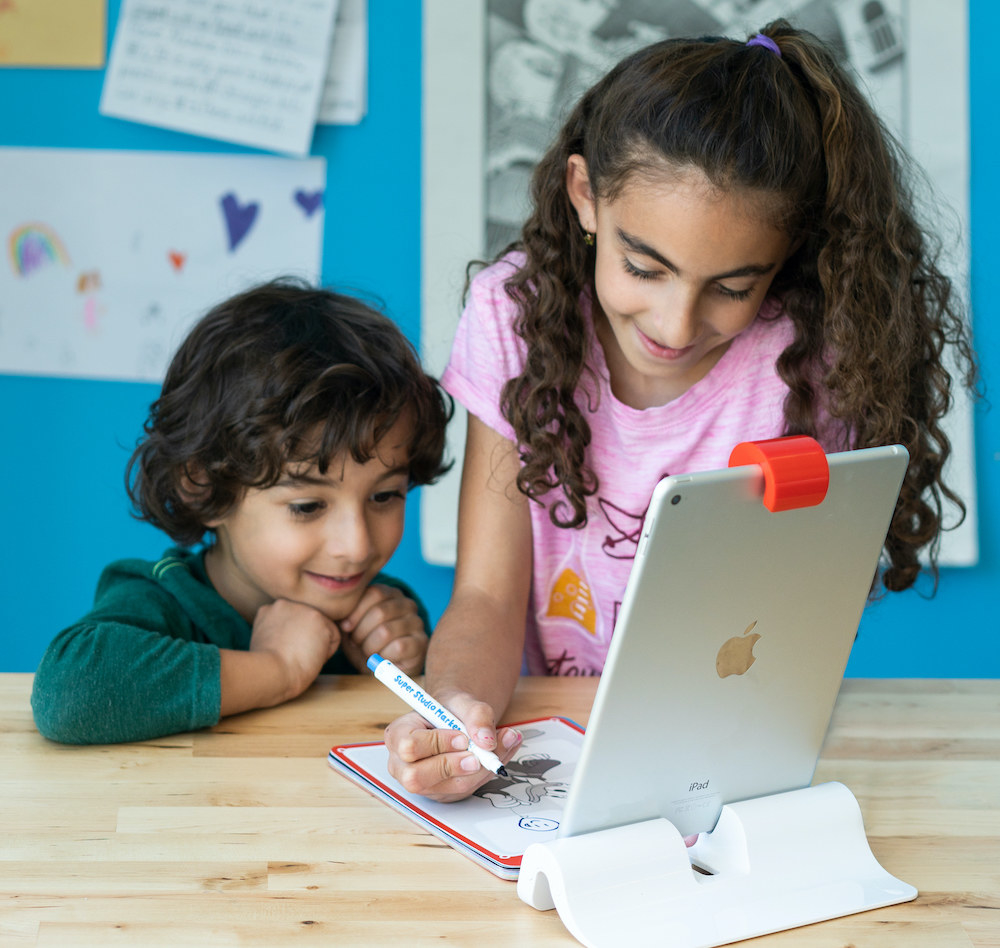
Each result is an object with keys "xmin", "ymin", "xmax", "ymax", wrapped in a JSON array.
[{"xmin": 716, "ymin": 621, "xmax": 761, "ymax": 678}]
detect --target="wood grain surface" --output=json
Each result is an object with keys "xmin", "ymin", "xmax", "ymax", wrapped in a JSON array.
[{"xmin": 1, "ymin": 675, "xmax": 997, "ymax": 947}]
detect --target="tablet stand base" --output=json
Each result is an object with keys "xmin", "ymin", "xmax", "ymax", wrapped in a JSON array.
[{"xmin": 516, "ymin": 781, "xmax": 916, "ymax": 948}]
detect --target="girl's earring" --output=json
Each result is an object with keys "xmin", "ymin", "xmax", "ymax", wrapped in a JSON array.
[{"xmin": 583, "ymin": 231, "xmax": 595, "ymax": 247}]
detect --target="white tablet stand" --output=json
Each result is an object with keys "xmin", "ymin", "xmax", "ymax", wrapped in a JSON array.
[
  {"xmin": 516, "ymin": 439, "xmax": 917, "ymax": 948},
  {"xmin": 518, "ymin": 781, "xmax": 916, "ymax": 948}
]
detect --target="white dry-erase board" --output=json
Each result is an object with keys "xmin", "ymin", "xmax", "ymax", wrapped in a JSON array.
[
  {"xmin": 329, "ymin": 716, "xmax": 585, "ymax": 879},
  {"xmin": 420, "ymin": 0, "xmax": 977, "ymax": 568}
]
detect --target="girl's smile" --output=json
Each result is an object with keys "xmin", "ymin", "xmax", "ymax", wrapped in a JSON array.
[
  {"xmin": 566, "ymin": 156, "xmax": 795, "ymax": 409},
  {"xmin": 634, "ymin": 325, "xmax": 696, "ymax": 361}
]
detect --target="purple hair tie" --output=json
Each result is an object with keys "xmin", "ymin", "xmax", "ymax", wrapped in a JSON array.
[{"xmin": 746, "ymin": 33, "xmax": 781, "ymax": 57}]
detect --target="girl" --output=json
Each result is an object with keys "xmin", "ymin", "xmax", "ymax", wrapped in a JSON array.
[
  {"xmin": 32, "ymin": 279, "xmax": 452, "ymax": 744},
  {"xmin": 386, "ymin": 21, "xmax": 977, "ymax": 800}
]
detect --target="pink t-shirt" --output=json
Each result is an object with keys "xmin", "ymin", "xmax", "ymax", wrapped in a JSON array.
[{"xmin": 442, "ymin": 255, "xmax": 797, "ymax": 676}]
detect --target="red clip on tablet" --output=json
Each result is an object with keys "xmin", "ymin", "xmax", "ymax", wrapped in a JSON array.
[{"xmin": 728, "ymin": 435, "xmax": 829, "ymax": 512}]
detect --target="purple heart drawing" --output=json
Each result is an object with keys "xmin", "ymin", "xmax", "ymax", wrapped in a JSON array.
[
  {"xmin": 219, "ymin": 192, "xmax": 259, "ymax": 252},
  {"xmin": 294, "ymin": 189, "xmax": 324, "ymax": 218}
]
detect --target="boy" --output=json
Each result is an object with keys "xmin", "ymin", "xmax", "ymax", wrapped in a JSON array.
[{"xmin": 32, "ymin": 279, "xmax": 451, "ymax": 743}]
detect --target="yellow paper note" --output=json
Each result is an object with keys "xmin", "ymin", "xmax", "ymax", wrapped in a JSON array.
[{"xmin": 0, "ymin": 0, "xmax": 105, "ymax": 68}]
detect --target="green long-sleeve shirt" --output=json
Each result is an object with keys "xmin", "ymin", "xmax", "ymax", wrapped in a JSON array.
[{"xmin": 31, "ymin": 547, "xmax": 429, "ymax": 744}]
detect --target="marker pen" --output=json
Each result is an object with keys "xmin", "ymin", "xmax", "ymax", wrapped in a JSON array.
[{"xmin": 367, "ymin": 653, "xmax": 509, "ymax": 777}]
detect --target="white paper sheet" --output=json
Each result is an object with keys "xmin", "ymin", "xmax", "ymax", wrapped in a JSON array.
[
  {"xmin": 317, "ymin": 0, "xmax": 368, "ymax": 124},
  {"xmin": 99, "ymin": 0, "xmax": 339, "ymax": 156},
  {"xmin": 0, "ymin": 148, "xmax": 325, "ymax": 382}
]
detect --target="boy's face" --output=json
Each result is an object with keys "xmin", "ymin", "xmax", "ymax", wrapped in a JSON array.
[{"xmin": 205, "ymin": 415, "xmax": 412, "ymax": 625}]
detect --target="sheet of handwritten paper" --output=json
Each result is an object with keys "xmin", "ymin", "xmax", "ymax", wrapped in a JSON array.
[
  {"xmin": 99, "ymin": 0, "xmax": 339, "ymax": 156},
  {"xmin": 317, "ymin": 0, "xmax": 367, "ymax": 124},
  {"xmin": 0, "ymin": 147, "xmax": 325, "ymax": 382},
  {"xmin": 0, "ymin": 0, "xmax": 105, "ymax": 68}
]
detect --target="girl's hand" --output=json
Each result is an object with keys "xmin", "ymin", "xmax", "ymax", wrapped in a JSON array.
[
  {"xmin": 339, "ymin": 583, "xmax": 428, "ymax": 676},
  {"xmin": 383, "ymin": 694, "xmax": 522, "ymax": 802}
]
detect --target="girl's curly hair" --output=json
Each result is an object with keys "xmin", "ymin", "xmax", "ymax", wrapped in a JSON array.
[
  {"xmin": 496, "ymin": 20, "xmax": 976, "ymax": 594},
  {"xmin": 127, "ymin": 278, "xmax": 452, "ymax": 546}
]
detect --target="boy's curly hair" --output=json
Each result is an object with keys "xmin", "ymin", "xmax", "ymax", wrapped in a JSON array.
[
  {"xmin": 127, "ymin": 278, "xmax": 452, "ymax": 546},
  {"xmin": 496, "ymin": 20, "xmax": 976, "ymax": 593}
]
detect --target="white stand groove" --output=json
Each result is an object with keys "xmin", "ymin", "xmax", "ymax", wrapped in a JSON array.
[{"xmin": 516, "ymin": 781, "xmax": 917, "ymax": 948}]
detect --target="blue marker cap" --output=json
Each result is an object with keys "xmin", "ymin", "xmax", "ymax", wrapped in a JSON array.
[{"xmin": 367, "ymin": 653, "xmax": 383, "ymax": 673}]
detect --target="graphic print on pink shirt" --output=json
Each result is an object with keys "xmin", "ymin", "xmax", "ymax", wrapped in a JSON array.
[
  {"xmin": 597, "ymin": 495, "xmax": 650, "ymax": 560},
  {"xmin": 540, "ymin": 478, "xmax": 667, "ymax": 656},
  {"xmin": 543, "ymin": 529, "xmax": 598, "ymax": 638}
]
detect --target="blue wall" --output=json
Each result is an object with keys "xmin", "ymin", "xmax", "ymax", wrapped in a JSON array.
[{"xmin": 1, "ymin": 2, "xmax": 997, "ymax": 677}]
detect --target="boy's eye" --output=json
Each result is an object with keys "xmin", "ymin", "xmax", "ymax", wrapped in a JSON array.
[
  {"xmin": 371, "ymin": 489, "xmax": 405, "ymax": 506},
  {"xmin": 288, "ymin": 501, "xmax": 324, "ymax": 519}
]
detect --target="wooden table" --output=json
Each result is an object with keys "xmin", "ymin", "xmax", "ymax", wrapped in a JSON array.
[{"xmin": 1, "ymin": 674, "xmax": 998, "ymax": 947}]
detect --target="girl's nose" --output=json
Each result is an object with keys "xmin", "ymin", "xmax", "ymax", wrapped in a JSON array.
[{"xmin": 653, "ymin": 286, "xmax": 699, "ymax": 349}]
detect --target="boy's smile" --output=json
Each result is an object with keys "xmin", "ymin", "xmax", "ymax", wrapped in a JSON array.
[
  {"xmin": 204, "ymin": 415, "xmax": 413, "ymax": 625},
  {"xmin": 303, "ymin": 569, "xmax": 366, "ymax": 593}
]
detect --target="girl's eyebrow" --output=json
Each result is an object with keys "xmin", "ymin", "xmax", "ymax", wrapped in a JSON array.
[{"xmin": 616, "ymin": 228, "xmax": 778, "ymax": 280}]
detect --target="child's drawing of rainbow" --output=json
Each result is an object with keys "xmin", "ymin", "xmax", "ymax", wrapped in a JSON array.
[{"xmin": 7, "ymin": 222, "xmax": 70, "ymax": 277}]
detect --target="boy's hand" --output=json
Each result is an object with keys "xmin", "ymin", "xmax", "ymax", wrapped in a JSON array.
[
  {"xmin": 249, "ymin": 598, "xmax": 342, "ymax": 702},
  {"xmin": 339, "ymin": 583, "xmax": 428, "ymax": 676}
]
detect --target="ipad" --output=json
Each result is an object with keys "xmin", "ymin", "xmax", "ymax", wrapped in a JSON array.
[{"xmin": 558, "ymin": 444, "xmax": 909, "ymax": 840}]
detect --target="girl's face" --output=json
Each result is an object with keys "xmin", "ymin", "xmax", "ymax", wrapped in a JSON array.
[
  {"xmin": 566, "ymin": 156, "xmax": 794, "ymax": 409},
  {"xmin": 204, "ymin": 415, "xmax": 412, "ymax": 624}
]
